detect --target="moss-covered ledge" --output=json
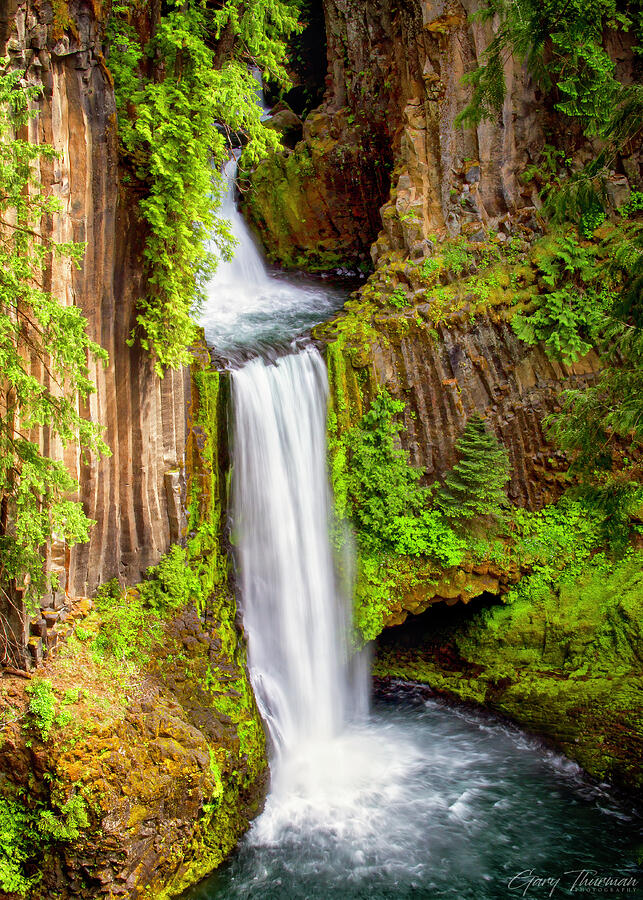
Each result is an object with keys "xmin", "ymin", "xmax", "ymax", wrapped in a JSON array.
[{"xmin": 374, "ymin": 552, "xmax": 643, "ymax": 796}]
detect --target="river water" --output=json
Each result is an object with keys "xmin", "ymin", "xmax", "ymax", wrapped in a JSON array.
[
  {"xmin": 200, "ymin": 154, "xmax": 346, "ymax": 364},
  {"xmin": 191, "ymin": 154, "xmax": 642, "ymax": 900},
  {"xmin": 187, "ymin": 688, "xmax": 641, "ymax": 899}
]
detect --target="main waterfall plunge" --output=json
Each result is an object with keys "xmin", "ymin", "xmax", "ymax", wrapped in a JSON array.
[
  {"xmin": 232, "ymin": 348, "xmax": 367, "ymax": 753},
  {"xmin": 187, "ymin": 155, "xmax": 641, "ymax": 900}
]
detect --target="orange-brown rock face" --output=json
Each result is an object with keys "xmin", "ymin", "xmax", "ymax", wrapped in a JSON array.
[
  {"xmin": 323, "ymin": 0, "xmax": 547, "ymax": 259},
  {"xmin": 4, "ymin": 0, "xmax": 190, "ymax": 602},
  {"xmin": 241, "ymin": 105, "xmax": 393, "ymax": 272},
  {"xmin": 255, "ymin": 0, "xmax": 635, "ymax": 509},
  {"xmin": 245, "ymin": 0, "xmax": 547, "ymax": 270}
]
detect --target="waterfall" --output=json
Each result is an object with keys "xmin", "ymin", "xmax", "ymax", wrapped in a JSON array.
[
  {"xmin": 199, "ymin": 146, "xmax": 373, "ymax": 845},
  {"xmin": 232, "ymin": 348, "xmax": 365, "ymax": 754},
  {"xmin": 199, "ymin": 155, "xmax": 345, "ymax": 363},
  {"xmin": 187, "ymin": 85, "xmax": 639, "ymax": 900}
]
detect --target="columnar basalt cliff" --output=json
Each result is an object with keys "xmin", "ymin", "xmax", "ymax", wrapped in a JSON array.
[
  {"xmin": 322, "ymin": 0, "xmax": 548, "ymax": 259},
  {"xmin": 249, "ymin": 0, "xmax": 637, "ymax": 265},
  {"xmin": 3, "ymin": 0, "xmax": 190, "ymax": 613},
  {"xmin": 244, "ymin": 0, "xmax": 548, "ymax": 269},
  {"xmin": 249, "ymin": 0, "xmax": 638, "ymax": 509},
  {"xmin": 319, "ymin": 309, "xmax": 601, "ymax": 509}
]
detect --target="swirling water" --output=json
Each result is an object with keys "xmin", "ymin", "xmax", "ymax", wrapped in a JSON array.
[
  {"xmin": 192, "ymin": 155, "xmax": 642, "ymax": 900},
  {"xmin": 186, "ymin": 688, "xmax": 641, "ymax": 899},
  {"xmin": 199, "ymin": 155, "xmax": 346, "ymax": 364}
]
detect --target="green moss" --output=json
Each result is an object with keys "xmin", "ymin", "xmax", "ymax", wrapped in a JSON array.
[
  {"xmin": 242, "ymin": 143, "xmax": 351, "ymax": 273},
  {"xmin": 355, "ymin": 554, "xmax": 443, "ymax": 642},
  {"xmin": 51, "ymin": 0, "xmax": 77, "ymax": 39},
  {"xmin": 185, "ymin": 362, "xmax": 229, "ymax": 604},
  {"xmin": 375, "ymin": 551, "xmax": 643, "ymax": 791}
]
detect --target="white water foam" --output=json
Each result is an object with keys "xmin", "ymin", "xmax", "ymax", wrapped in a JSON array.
[{"xmin": 199, "ymin": 157, "xmax": 345, "ymax": 360}]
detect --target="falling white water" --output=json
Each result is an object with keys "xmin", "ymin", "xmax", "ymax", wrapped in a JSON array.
[
  {"xmin": 199, "ymin": 147, "xmax": 375, "ymax": 834},
  {"xmin": 199, "ymin": 155, "xmax": 345, "ymax": 362},
  {"xmin": 232, "ymin": 347, "xmax": 366, "ymax": 754},
  {"xmin": 232, "ymin": 348, "xmax": 387, "ymax": 846}
]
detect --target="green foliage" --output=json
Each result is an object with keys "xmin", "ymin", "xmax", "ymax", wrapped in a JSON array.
[
  {"xmin": 457, "ymin": 0, "xmax": 642, "ymax": 234},
  {"xmin": 36, "ymin": 793, "xmax": 89, "ymax": 842},
  {"xmin": 137, "ymin": 543, "xmax": 203, "ymax": 613},
  {"xmin": 92, "ymin": 587, "xmax": 151, "ymax": 664},
  {"xmin": 211, "ymin": 0, "xmax": 301, "ymax": 84},
  {"xmin": 619, "ymin": 191, "xmax": 643, "ymax": 218},
  {"xmin": 548, "ymin": 331, "xmax": 642, "ymax": 467},
  {"xmin": 106, "ymin": 0, "xmax": 300, "ymax": 373},
  {"xmin": 420, "ymin": 257, "xmax": 441, "ymax": 280},
  {"xmin": 0, "ymin": 796, "xmax": 38, "ymax": 895},
  {"xmin": 441, "ymin": 238, "xmax": 473, "ymax": 276},
  {"xmin": 579, "ymin": 200, "xmax": 607, "ymax": 237},
  {"xmin": 23, "ymin": 678, "xmax": 81, "ymax": 740},
  {"xmin": 436, "ymin": 414, "xmax": 510, "ymax": 522},
  {"xmin": 344, "ymin": 390, "xmax": 426, "ymax": 552},
  {"xmin": 338, "ymin": 391, "xmax": 511, "ymax": 565},
  {"xmin": 512, "ymin": 230, "xmax": 615, "ymax": 363},
  {"xmin": 522, "ymin": 144, "xmax": 571, "ymax": 184},
  {"xmin": 387, "ymin": 509, "xmax": 467, "ymax": 566},
  {"xmin": 544, "ymin": 224, "xmax": 643, "ymax": 496},
  {"xmin": 0, "ymin": 788, "xmax": 89, "ymax": 896},
  {"xmin": 457, "ymin": 0, "xmax": 636, "ymax": 134},
  {"xmin": 507, "ymin": 498, "xmax": 608, "ymax": 603},
  {"xmin": 389, "ymin": 286, "xmax": 408, "ymax": 308},
  {"xmin": 25, "ymin": 679, "xmax": 56, "ymax": 741},
  {"xmin": 0, "ymin": 64, "xmax": 108, "ymax": 606},
  {"xmin": 92, "ymin": 545, "xmax": 203, "ymax": 664}
]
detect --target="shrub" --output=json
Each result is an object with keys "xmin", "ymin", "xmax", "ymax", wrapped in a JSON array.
[
  {"xmin": 345, "ymin": 390, "xmax": 426, "ymax": 552},
  {"xmin": 25, "ymin": 680, "xmax": 56, "ymax": 741}
]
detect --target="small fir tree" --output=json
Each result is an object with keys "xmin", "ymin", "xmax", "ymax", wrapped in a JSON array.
[{"xmin": 437, "ymin": 414, "xmax": 511, "ymax": 522}]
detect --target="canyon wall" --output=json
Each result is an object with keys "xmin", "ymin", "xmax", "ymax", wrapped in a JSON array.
[
  {"xmin": 245, "ymin": 0, "xmax": 547, "ymax": 269},
  {"xmin": 250, "ymin": 0, "xmax": 636, "ymax": 265},
  {"xmin": 318, "ymin": 308, "xmax": 600, "ymax": 508},
  {"xmin": 250, "ymin": 0, "xmax": 638, "ymax": 507},
  {"xmin": 3, "ymin": 0, "xmax": 189, "ymax": 611}
]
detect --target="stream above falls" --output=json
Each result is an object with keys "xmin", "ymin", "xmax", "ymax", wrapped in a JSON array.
[
  {"xmin": 193, "ymin": 152, "xmax": 642, "ymax": 900},
  {"xmin": 199, "ymin": 154, "xmax": 347, "ymax": 365}
]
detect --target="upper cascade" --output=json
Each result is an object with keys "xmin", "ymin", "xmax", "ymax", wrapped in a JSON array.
[{"xmin": 199, "ymin": 154, "xmax": 345, "ymax": 364}]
